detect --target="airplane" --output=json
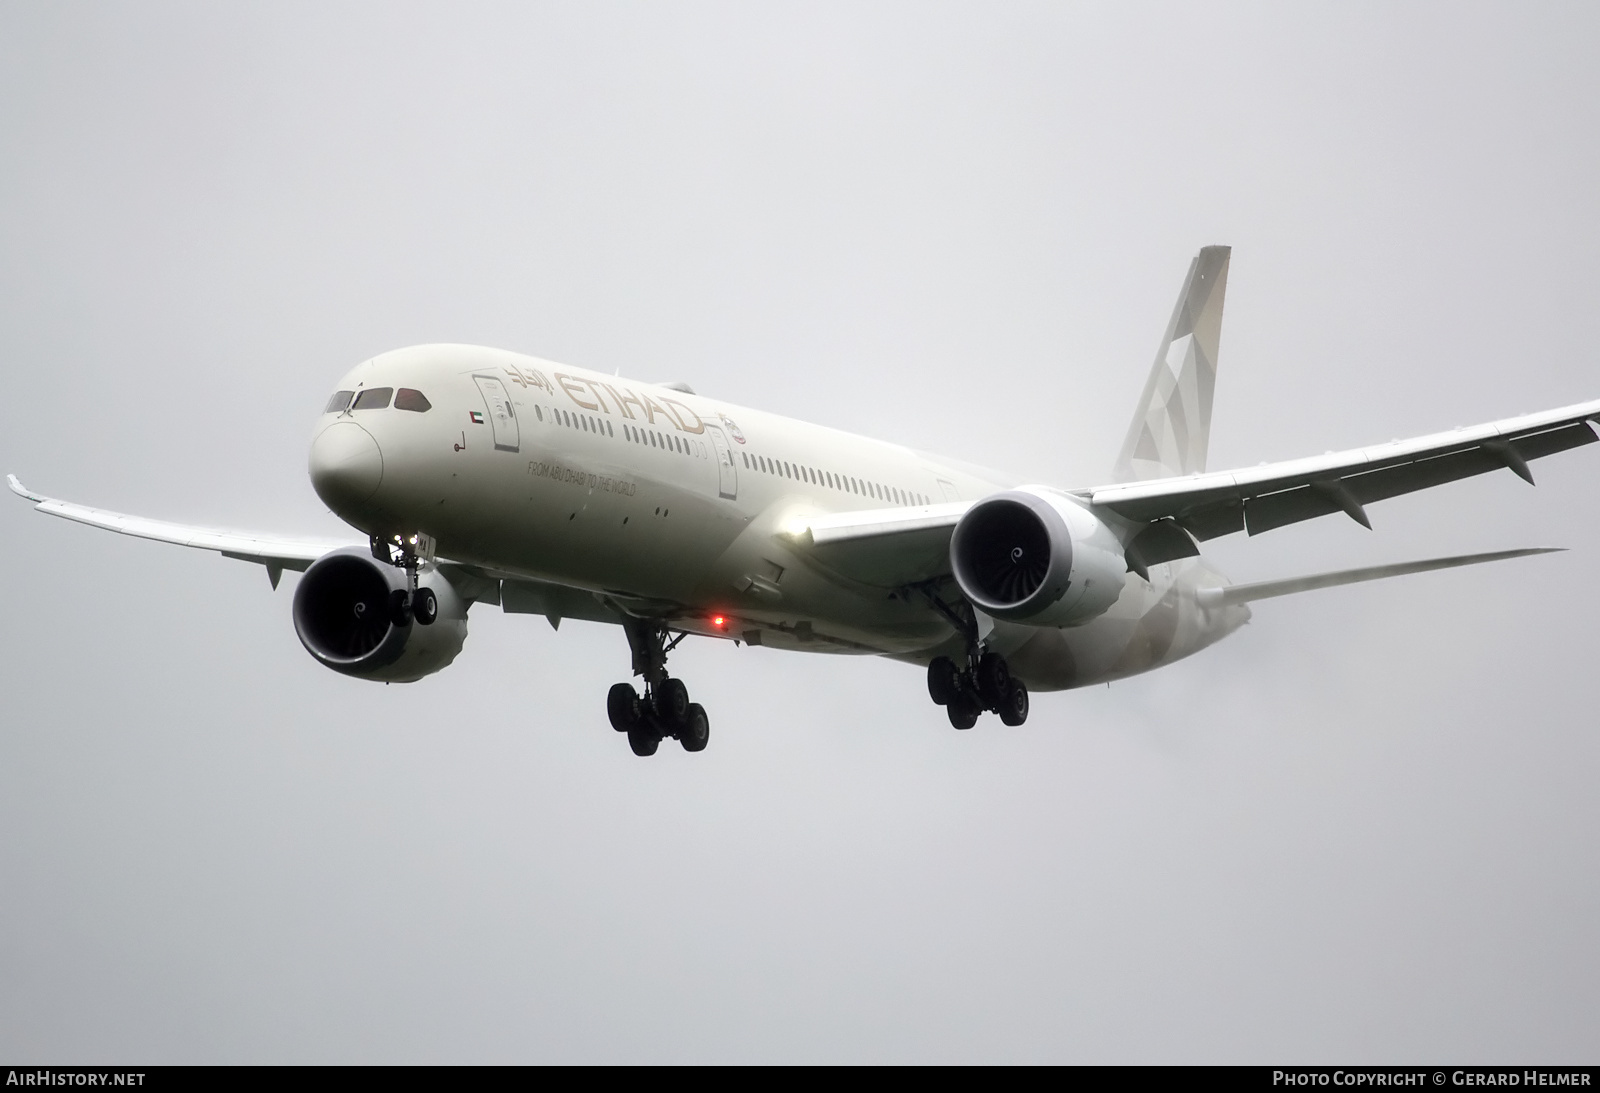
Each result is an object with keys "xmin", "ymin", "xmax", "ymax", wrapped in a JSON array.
[{"xmin": 10, "ymin": 246, "xmax": 1598, "ymax": 756}]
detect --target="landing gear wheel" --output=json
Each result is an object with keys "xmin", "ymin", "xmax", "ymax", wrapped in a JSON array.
[
  {"xmin": 947, "ymin": 699, "xmax": 981, "ymax": 730},
  {"xmin": 680, "ymin": 703, "xmax": 710, "ymax": 752},
  {"xmin": 999, "ymin": 679, "xmax": 1030, "ymax": 726},
  {"xmin": 927, "ymin": 656, "xmax": 960, "ymax": 706},
  {"xmin": 607, "ymin": 683, "xmax": 642, "ymax": 732},
  {"xmin": 975, "ymin": 652, "xmax": 1010, "ymax": 709},
  {"xmin": 655, "ymin": 677, "xmax": 691, "ymax": 724},
  {"xmin": 388, "ymin": 588, "xmax": 413, "ymax": 626},
  {"xmin": 627, "ymin": 728, "xmax": 660, "ymax": 756},
  {"xmin": 412, "ymin": 586, "xmax": 438, "ymax": 625}
]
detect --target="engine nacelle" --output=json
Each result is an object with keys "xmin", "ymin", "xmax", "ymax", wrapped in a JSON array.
[
  {"xmin": 292, "ymin": 548, "xmax": 469, "ymax": 682},
  {"xmin": 949, "ymin": 487, "xmax": 1127, "ymax": 628}
]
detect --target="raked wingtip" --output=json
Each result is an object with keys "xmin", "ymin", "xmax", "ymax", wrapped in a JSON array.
[{"xmin": 7, "ymin": 474, "xmax": 45, "ymax": 503}]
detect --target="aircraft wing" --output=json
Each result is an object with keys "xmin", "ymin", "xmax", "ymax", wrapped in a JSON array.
[
  {"xmin": 789, "ymin": 398, "xmax": 1599, "ymax": 589},
  {"xmin": 1088, "ymin": 398, "xmax": 1600, "ymax": 540},
  {"xmin": 7, "ymin": 474, "xmax": 353, "ymax": 586},
  {"xmin": 791, "ymin": 502, "xmax": 970, "ymax": 587}
]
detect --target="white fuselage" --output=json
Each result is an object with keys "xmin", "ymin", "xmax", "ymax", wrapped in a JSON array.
[{"xmin": 309, "ymin": 344, "xmax": 1250, "ymax": 690}]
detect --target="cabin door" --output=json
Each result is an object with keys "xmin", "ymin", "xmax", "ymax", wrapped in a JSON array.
[{"xmin": 473, "ymin": 375, "xmax": 520, "ymax": 453}]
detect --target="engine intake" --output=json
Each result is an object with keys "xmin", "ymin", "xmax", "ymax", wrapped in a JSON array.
[
  {"xmin": 293, "ymin": 547, "xmax": 468, "ymax": 682},
  {"xmin": 949, "ymin": 488, "xmax": 1126, "ymax": 627}
]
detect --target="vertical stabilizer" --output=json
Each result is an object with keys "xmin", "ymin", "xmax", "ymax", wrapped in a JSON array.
[{"xmin": 1113, "ymin": 246, "xmax": 1231, "ymax": 482}]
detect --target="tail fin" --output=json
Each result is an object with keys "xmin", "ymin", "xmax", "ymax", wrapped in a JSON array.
[{"xmin": 1113, "ymin": 245, "xmax": 1232, "ymax": 482}]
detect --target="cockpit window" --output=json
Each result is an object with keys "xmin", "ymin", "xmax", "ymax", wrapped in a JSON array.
[
  {"xmin": 351, "ymin": 387, "xmax": 393, "ymax": 411},
  {"xmin": 324, "ymin": 390, "xmax": 354, "ymax": 414},
  {"xmin": 394, "ymin": 388, "xmax": 432, "ymax": 413}
]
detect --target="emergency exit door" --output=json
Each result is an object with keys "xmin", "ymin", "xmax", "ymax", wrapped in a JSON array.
[{"xmin": 706, "ymin": 425, "xmax": 738, "ymax": 500}]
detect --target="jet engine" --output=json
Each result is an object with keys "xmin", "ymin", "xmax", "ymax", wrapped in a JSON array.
[
  {"xmin": 292, "ymin": 547, "xmax": 469, "ymax": 682},
  {"xmin": 949, "ymin": 487, "xmax": 1127, "ymax": 628}
]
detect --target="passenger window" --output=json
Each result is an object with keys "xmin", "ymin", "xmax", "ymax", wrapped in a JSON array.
[
  {"xmin": 324, "ymin": 390, "xmax": 354, "ymax": 414},
  {"xmin": 535, "ymin": 405, "xmax": 543, "ymax": 421},
  {"xmin": 352, "ymin": 387, "xmax": 393, "ymax": 411},
  {"xmin": 394, "ymin": 388, "xmax": 432, "ymax": 412}
]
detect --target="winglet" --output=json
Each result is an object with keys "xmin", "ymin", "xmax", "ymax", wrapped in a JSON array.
[{"xmin": 7, "ymin": 474, "xmax": 45, "ymax": 503}]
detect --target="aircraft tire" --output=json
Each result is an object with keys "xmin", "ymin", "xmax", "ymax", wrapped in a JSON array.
[
  {"xmin": 999, "ymin": 679, "xmax": 1029, "ymax": 726},
  {"xmin": 927, "ymin": 657, "xmax": 960, "ymax": 706},
  {"xmin": 680, "ymin": 703, "xmax": 710, "ymax": 752},
  {"xmin": 412, "ymin": 586, "xmax": 438, "ymax": 626},
  {"xmin": 608, "ymin": 683, "xmax": 641, "ymax": 732},
  {"xmin": 947, "ymin": 699, "xmax": 981, "ymax": 731},
  {"xmin": 627, "ymin": 728, "xmax": 660, "ymax": 756},
  {"xmin": 976, "ymin": 652, "xmax": 1010, "ymax": 709},
  {"xmin": 656, "ymin": 677, "xmax": 691, "ymax": 725}
]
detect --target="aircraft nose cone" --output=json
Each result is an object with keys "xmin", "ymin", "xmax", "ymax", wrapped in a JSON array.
[{"xmin": 309, "ymin": 421, "xmax": 383, "ymax": 513}]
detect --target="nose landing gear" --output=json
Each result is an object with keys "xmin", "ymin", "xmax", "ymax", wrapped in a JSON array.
[
  {"xmin": 608, "ymin": 619, "xmax": 710, "ymax": 756},
  {"xmin": 371, "ymin": 532, "xmax": 438, "ymax": 627}
]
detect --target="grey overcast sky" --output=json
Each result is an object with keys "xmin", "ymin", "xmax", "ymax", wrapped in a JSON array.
[{"xmin": 2, "ymin": 2, "xmax": 1597, "ymax": 1063}]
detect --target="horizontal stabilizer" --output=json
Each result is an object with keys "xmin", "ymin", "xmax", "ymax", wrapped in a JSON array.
[{"xmin": 1195, "ymin": 547, "xmax": 1563, "ymax": 608}]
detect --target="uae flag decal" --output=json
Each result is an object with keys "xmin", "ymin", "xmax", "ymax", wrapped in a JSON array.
[{"xmin": 470, "ymin": 411, "xmax": 485, "ymax": 424}]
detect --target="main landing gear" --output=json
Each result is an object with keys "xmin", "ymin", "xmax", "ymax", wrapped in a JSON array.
[
  {"xmin": 914, "ymin": 584, "xmax": 1029, "ymax": 730},
  {"xmin": 927, "ymin": 651, "xmax": 1029, "ymax": 729},
  {"xmin": 370, "ymin": 533, "xmax": 438, "ymax": 627},
  {"xmin": 607, "ymin": 619, "xmax": 710, "ymax": 756}
]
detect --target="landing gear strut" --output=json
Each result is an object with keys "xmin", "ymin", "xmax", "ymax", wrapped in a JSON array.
[
  {"xmin": 607, "ymin": 619, "xmax": 710, "ymax": 756},
  {"xmin": 918, "ymin": 586, "xmax": 1029, "ymax": 730},
  {"xmin": 370, "ymin": 532, "xmax": 437, "ymax": 627}
]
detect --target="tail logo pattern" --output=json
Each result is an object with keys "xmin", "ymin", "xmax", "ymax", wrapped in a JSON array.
[{"xmin": 1113, "ymin": 246, "xmax": 1231, "ymax": 482}]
